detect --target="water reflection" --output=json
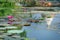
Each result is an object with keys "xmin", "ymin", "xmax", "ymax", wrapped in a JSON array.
[
  {"xmin": 4, "ymin": 14, "xmax": 60, "ymax": 40},
  {"xmin": 23, "ymin": 14, "xmax": 60, "ymax": 40}
]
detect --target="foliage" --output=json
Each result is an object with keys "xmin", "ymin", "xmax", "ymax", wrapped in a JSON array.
[
  {"xmin": 21, "ymin": 0, "xmax": 36, "ymax": 7},
  {"xmin": 0, "ymin": 9, "xmax": 5, "ymax": 16},
  {"xmin": 25, "ymin": 38, "xmax": 30, "ymax": 40},
  {"xmin": 4, "ymin": 30, "xmax": 7, "ymax": 33},
  {"xmin": 12, "ymin": 24, "xmax": 22, "ymax": 30},
  {"xmin": 0, "ymin": 2, "xmax": 15, "ymax": 8},
  {"xmin": 20, "ymin": 30, "xmax": 26, "ymax": 37},
  {"xmin": 0, "ymin": 0, "xmax": 6, "ymax": 2},
  {"xmin": 40, "ymin": 18, "xmax": 45, "ymax": 20},
  {"xmin": 0, "ymin": 9, "xmax": 12, "ymax": 16},
  {"xmin": 17, "ymin": 25, "xmax": 22, "ymax": 30},
  {"xmin": 0, "ymin": 2, "xmax": 15, "ymax": 16},
  {"xmin": 47, "ymin": 16, "xmax": 52, "ymax": 18}
]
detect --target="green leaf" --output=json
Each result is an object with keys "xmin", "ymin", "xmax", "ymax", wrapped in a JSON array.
[{"xmin": 0, "ymin": 0, "xmax": 6, "ymax": 2}]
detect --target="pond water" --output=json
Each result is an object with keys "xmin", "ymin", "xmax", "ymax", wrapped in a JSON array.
[
  {"xmin": 23, "ymin": 14, "xmax": 60, "ymax": 40},
  {"xmin": 4, "ymin": 14, "xmax": 60, "ymax": 40},
  {"xmin": 32, "ymin": 13, "xmax": 42, "ymax": 19}
]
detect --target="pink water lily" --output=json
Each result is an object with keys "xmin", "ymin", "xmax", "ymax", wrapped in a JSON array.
[{"xmin": 8, "ymin": 16, "xmax": 13, "ymax": 19}]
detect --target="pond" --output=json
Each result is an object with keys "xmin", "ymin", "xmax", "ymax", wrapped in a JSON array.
[
  {"xmin": 23, "ymin": 14, "xmax": 60, "ymax": 40},
  {"xmin": 3, "ymin": 13, "xmax": 60, "ymax": 40}
]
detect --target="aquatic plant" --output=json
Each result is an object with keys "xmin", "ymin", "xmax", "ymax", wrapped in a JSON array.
[
  {"xmin": 39, "ymin": 18, "xmax": 45, "ymax": 20},
  {"xmin": 20, "ymin": 30, "xmax": 26, "ymax": 37},
  {"xmin": 47, "ymin": 15, "xmax": 52, "ymax": 18}
]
